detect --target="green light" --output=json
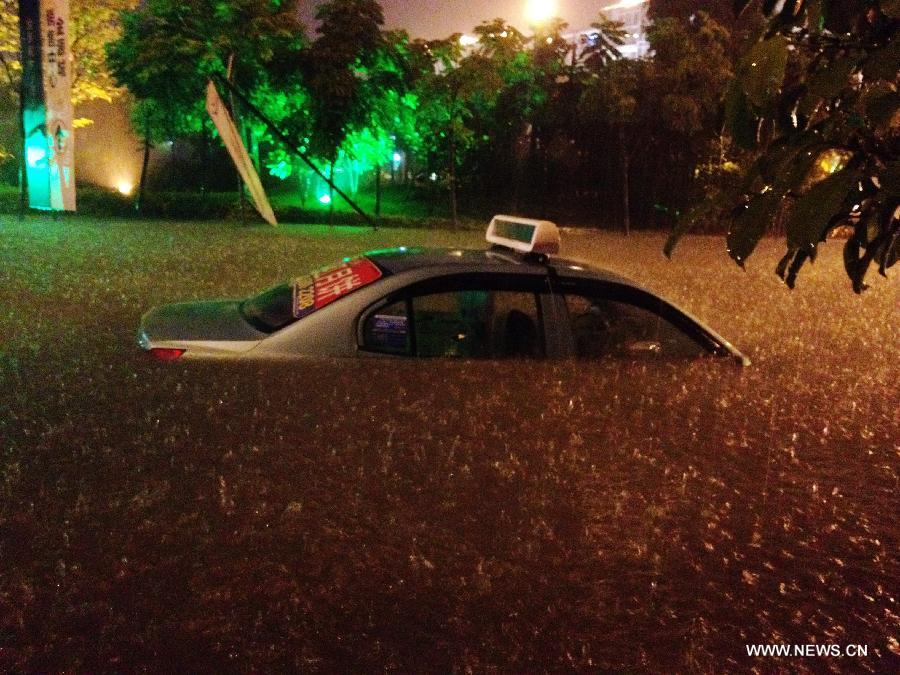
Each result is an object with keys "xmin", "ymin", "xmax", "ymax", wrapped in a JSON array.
[{"xmin": 319, "ymin": 194, "xmax": 332, "ymax": 205}]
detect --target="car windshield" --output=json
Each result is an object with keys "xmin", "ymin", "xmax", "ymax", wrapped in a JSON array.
[
  {"xmin": 239, "ymin": 257, "xmax": 386, "ymax": 333},
  {"xmin": 240, "ymin": 282, "xmax": 294, "ymax": 333}
]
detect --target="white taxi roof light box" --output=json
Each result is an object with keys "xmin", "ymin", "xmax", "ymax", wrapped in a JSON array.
[{"xmin": 486, "ymin": 215, "xmax": 561, "ymax": 256}]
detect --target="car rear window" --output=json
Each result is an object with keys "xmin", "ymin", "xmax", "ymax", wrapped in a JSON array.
[{"xmin": 241, "ymin": 257, "xmax": 383, "ymax": 333}]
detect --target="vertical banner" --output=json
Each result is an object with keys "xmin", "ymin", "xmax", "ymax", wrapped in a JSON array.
[
  {"xmin": 205, "ymin": 81, "xmax": 277, "ymax": 226},
  {"xmin": 19, "ymin": 0, "xmax": 76, "ymax": 212}
]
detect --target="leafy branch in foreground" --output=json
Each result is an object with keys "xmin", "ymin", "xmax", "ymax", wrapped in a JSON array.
[{"xmin": 667, "ymin": 0, "xmax": 899, "ymax": 292}]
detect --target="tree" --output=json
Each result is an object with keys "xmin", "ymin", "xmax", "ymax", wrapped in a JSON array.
[
  {"xmin": 580, "ymin": 57, "xmax": 641, "ymax": 233},
  {"xmin": 579, "ymin": 12, "xmax": 732, "ymax": 232},
  {"xmin": 303, "ymin": 0, "xmax": 385, "ymax": 162},
  {"xmin": 648, "ymin": 0, "xmax": 764, "ymax": 55},
  {"xmin": 410, "ymin": 34, "xmax": 501, "ymax": 225},
  {"xmin": 108, "ymin": 0, "xmax": 304, "ymax": 123},
  {"xmin": 644, "ymin": 13, "xmax": 734, "ymax": 218},
  {"xmin": 107, "ymin": 0, "xmax": 306, "ymax": 198},
  {"xmin": 0, "ymin": 0, "xmax": 136, "ymax": 174},
  {"xmin": 667, "ymin": 0, "xmax": 899, "ymax": 292},
  {"xmin": 1, "ymin": 0, "xmax": 137, "ymax": 108}
]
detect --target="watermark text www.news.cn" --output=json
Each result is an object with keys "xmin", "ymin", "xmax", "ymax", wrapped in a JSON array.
[{"xmin": 746, "ymin": 644, "xmax": 868, "ymax": 658}]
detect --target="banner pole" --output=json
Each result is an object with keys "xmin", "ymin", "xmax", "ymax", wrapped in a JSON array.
[
  {"xmin": 18, "ymin": 71, "xmax": 27, "ymax": 221},
  {"xmin": 213, "ymin": 74, "xmax": 377, "ymax": 231}
]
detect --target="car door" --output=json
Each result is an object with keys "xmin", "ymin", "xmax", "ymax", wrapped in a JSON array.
[
  {"xmin": 552, "ymin": 278, "xmax": 717, "ymax": 360},
  {"xmin": 357, "ymin": 273, "xmax": 556, "ymax": 358}
]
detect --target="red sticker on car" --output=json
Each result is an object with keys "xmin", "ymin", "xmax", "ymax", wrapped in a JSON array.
[{"xmin": 292, "ymin": 258, "xmax": 382, "ymax": 319}]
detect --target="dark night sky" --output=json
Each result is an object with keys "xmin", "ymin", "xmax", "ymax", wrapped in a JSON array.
[{"xmin": 298, "ymin": 1, "xmax": 621, "ymax": 39}]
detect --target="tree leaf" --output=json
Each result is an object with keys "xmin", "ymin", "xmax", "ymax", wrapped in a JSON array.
[
  {"xmin": 876, "ymin": 161, "xmax": 900, "ymax": 201},
  {"xmin": 785, "ymin": 167, "xmax": 861, "ymax": 250},
  {"xmin": 799, "ymin": 55, "xmax": 859, "ymax": 117},
  {"xmin": 775, "ymin": 248, "xmax": 794, "ymax": 278},
  {"xmin": 755, "ymin": 133, "xmax": 823, "ymax": 191},
  {"xmin": 865, "ymin": 91, "xmax": 900, "ymax": 134},
  {"xmin": 842, "ymin": 230, "xmax": 869, "ymax": 292},
  {"xmin": 737, "ymin": 36, "xmax": 789, "ymax": 109},
  {"xmin": 806, "ymin": 0, "xmax": 826, "ymax": 31},
  {"xmin": 728, "ymin": 193, "xmax": 782, "ymax": 266},
  {"xmin": 725, "ymin": 79, "xmax": 759, "ymax": 150},
  {"xmin": 784, "ymin": 247, "xmax": 811, "ymax": 288},
  {"xmin": 664, "ymin": 203, "xmax": 714, "ymax": 259},
  {"xmin": 862, "ymin": 40, "xmax": 900, "ymax": 82}
]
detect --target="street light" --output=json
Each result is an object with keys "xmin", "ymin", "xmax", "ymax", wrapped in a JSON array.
[{"xmin": 525, "ymin": 0, "xmax": 558, "ymax": 24}]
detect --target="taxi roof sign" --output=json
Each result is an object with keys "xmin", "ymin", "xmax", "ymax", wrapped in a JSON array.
[{"xmin": 486, "ymin": 215, "xmax": 561, "ymax": 256}]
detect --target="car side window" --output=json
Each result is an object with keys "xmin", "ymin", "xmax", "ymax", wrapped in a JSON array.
[
  {"xmin": 413, "ymin": 290, "xmax": 542, "ymax": 358},
  {"xmin": 361, "ymin": 299, "xmax": 411, "ymax": 355},
  {"xmin": 565, "ymin": 294, "xmax": 705, "ymax": 359}
]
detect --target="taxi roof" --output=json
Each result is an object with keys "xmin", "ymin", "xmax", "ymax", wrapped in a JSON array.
[{"xmin": 364, "ymin": 246, "xmax": 636, "ymax": 287}]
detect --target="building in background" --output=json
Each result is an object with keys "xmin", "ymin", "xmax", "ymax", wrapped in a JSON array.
[{"xmin": 579, "ymin": 0, "xmax": 650, "ymax": 60}]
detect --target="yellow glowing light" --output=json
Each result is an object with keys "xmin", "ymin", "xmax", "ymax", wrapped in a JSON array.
[
  {"xmin": 817, "ymin": 149, "xmax": 849, "ymax": 176},
  {"xmin": 116, "ymin": 180, "xmax": 134, "ymax": 195},
  {"xmin": 525, "ymin": 0, "xmax": 558, "ymax": 24}
]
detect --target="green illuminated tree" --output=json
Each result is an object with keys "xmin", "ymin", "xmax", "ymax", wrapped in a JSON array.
[
  {"xmin": 355, "ymin": 29, "xmax": 422, "ymax": 214},
  {"xmin": 108, "ymin": 0, "xmax": 304, "ymax": 124},
  {"xmin": 107, "ymin": 0, "xmax": 307, "ymax": 197},
  {"xmin": 302, "ymin": 0, "xmax": 385, "ymax": 162},
  {"xmin": 667, "ymin": 0, "xmax": 899, "ymax": 292}
]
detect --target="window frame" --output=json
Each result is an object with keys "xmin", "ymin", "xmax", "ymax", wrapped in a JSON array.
[
  {"xmin": 553, "ymin": 277, "xmax": 726, "ymax": 358},
  {"xmin": 356, "ymin": 273, "xmax": 553, "ymax": 358}
]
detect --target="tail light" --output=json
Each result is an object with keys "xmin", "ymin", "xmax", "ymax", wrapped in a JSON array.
[{"xmin": 149, "ymin": 348, "xmax": 186, "ymax": 361}]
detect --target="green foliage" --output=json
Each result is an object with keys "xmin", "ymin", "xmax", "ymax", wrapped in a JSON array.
[
  {"xmin": 107, "ymin": 0, "xmax": 307, "ymax": 153},
  {"xmin": 303, "ymin": 0, "xmax": 386, "ymax": 161},
  {"xmin": 733, "ymin": 35, "xmax": 789, "ymax": 111},
  {"xmin": 713, "ymin": 0, "xmax": 899, "ymax": 291}
]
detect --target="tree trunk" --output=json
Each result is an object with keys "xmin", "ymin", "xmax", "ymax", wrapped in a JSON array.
[
  {"xmin": 200, "ymin": 116, "xmax": 210, "ymax": 193},
  {"xmin": 247, "ymin": 124, "xmax": 260, "ymax": 172},
  {"xmin": 17, "ymin": 69, "xmax": 27, "ymax": 220},
  {"xmin": 226, "ymin": 63, "xmax": 246, "ymax": 225},
  {"xmin": 449, "ymin": 128, "xmax": 459, "ymax": 229},
  {"xmin": 619, "ymin": 127, "xmax": 630, "ymax": 237},
  {"xmin": 375, "ymin": 162, "xmax": 382, "ymax": 220},
  {"xmin": 236, "ymin": 123, "xmax": 246, "ymax": 225},
  {"xmin": 136, "ymin": 117, "xmax": 151, "ymax": 214},
  {"xmin": 328, "ymin": 159, "xmax": 335, "ymax": 227}
]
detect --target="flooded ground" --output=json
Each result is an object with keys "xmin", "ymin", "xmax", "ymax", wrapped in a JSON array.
[{"xmin": 1, "ymin": 216, "xmax": 898, "ymax": 672}]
